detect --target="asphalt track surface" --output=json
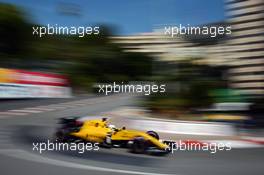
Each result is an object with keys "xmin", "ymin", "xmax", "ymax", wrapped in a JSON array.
[{"xmin": 0, "ymin": 95, "xmax": 263, "ymax": 175}]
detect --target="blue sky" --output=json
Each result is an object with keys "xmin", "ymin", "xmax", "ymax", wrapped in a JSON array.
[{"xmin": 2, "ymin": 0, "xmax": 225, "ymax": 35}]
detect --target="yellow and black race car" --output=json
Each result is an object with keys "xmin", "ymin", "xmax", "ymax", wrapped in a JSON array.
[{"xmin": 55, "ymin": 117, "xmax": 170, "ymax": 155}]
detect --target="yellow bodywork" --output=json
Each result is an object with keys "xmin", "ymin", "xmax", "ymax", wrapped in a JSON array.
[
  {"xmin": 70, "ymin": 119, "xmax": 112, "ymax": 143},
  {"xmin": 111, "ymin": 129, "xmax": 168, "ymax": 150},
  {"xmin": 70, "ymin": 119, "xmax": 168, "ymax": 150}
]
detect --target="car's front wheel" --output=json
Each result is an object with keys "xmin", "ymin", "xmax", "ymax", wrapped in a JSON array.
[
  {"xmin": 131, "ymin": 137, "xmax": 147, "ymax": 154},
  {"xmin": 146, "ymin": 130, "xmax": 159, "ymax": 140}
]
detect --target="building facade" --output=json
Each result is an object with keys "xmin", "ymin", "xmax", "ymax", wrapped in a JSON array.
[
  {"xmin": 112, "ymin": 0, "xmax": 264, "ymax": 98},
  {"xmin": 225, "ymin": 0, "xmax": 264, "ymax": 97}
]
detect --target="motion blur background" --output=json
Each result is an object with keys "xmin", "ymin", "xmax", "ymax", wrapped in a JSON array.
[
  {"xmin": 0, "ymin": 0, "xmax": 263, "ymax": 128},
  {"xmin": 0, "ymin": 1, "xmax": 264, "ymax": 175}
]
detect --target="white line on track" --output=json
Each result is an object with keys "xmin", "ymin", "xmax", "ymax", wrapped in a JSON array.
[
  {"xmin": 0, "ymin": 149, "xmax": 178, "ymax": 175},
  {"xmin": 8, "ymin": 109, "xmax": 43, "ymax": 113},
  {"xmin": 0, "ymin": 112, "xmax": 28, "ymax": 116},
  {"xmin": 23, "ymin": 107, "xmax": 55, "ymax": 111},
  {"xmin": 71, "ymin": 103, "xmax": 88, "ymax": 106}
]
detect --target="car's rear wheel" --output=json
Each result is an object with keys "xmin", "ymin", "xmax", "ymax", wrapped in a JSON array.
[
  {"xmin": 55, "ymin": 130, "xmax": 67, "ymax": 142},
  {"xmin": 146, "ymin": 131, "xmax": 159, "ymax": 140},
  {"xmin": 55, "ymin": 129, "xmax": 77, "ymax": 142}
]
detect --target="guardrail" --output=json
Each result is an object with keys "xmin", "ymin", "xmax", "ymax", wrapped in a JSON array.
[{"xmin": 130, "ymin": 119, "xmax": 236, "ymax": 136}]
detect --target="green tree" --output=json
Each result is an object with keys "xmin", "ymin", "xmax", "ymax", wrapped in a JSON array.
[{"xmin": 0, "ymin": 3, "xmax": 32, "ymax": 57}]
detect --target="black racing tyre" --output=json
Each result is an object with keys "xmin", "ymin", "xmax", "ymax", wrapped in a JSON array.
[
  {"xmin": 55, "ymin": 130, "xmax": 66, "ymax": 142},
  {"xmin": 131, "ymin": 137, "xmax": 147, "ymax": 154},
  {"xmin": 146, "ymin": 130, "xmax": 159, "ymax": 140},
  {"xmin": 55, "ymin": 129, "xmax": 75, "ymax": 142}
]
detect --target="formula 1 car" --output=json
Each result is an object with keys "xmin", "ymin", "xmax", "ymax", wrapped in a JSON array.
[{"xmin": 55, "ymin": 117, "xmax": 170, "ymax": 155}]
